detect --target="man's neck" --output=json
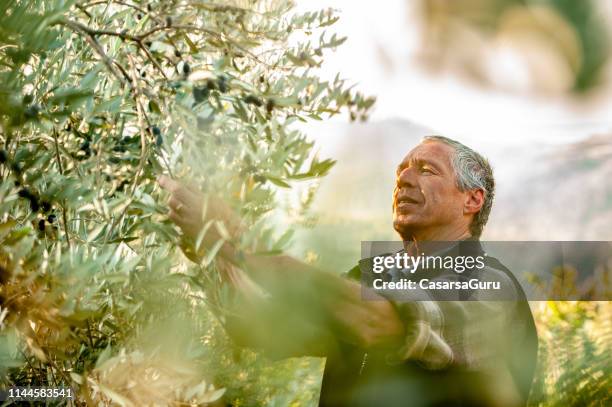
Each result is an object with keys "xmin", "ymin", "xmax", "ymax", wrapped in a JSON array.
[{"xmin": 401, "ymin": 226, "xmax": 472, "ymax": 255}]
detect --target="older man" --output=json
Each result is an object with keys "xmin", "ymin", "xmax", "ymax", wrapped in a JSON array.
[{"xmin": 159, "ymin": 136, "xmax": 538, "ymax": 407}]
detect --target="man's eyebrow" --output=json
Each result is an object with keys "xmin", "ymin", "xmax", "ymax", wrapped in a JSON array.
[{"xmin": 396, "ymin": 158, "xmax": 442, "ymax": 174}]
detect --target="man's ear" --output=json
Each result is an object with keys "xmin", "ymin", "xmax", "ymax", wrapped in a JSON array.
[{"xmin": 464, "ymin": 189, "xmax": 484, "ymax": 215}]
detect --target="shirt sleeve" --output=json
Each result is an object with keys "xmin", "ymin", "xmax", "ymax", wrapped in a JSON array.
[{"xmin": 380, "ymin": 265, "xmax": 522, "ymax": 371}]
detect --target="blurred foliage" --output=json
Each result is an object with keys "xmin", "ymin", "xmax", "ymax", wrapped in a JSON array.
[
  {"xmin": 418, "ymin": 0, "xmax": 611, "ymax": 94},
  {"xmin": 0, "ymin": 0, "xmax": 373, "ymax": 404},
  {"xmin": 529, "ymin": 301, "xmax": 612, "ymax": 406},
  {"xmin": 1, "ymin": 1, "xmax": 609, "ymax": 406}
]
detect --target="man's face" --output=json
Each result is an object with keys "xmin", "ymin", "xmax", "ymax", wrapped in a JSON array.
[{"xmin": 393, "ymin": 141, "xmax": 468, "ymax": 239}]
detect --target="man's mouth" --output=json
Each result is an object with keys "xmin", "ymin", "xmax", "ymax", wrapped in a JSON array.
[{"xmin": 395, "ymin": 196, "xmax": 420, "ymax": 210}]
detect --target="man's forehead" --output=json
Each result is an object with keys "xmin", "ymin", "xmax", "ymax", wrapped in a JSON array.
[{"xmin": 400, "ymin": 140, "xmax": 454, "ymax": 165}]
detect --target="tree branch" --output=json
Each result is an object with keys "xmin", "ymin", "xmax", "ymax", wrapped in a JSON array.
[{"xmin": 52, "ymin": 128, "xmax": 72, "ymax": 250}]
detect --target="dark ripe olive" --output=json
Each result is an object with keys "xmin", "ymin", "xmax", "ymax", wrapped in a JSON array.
[
  {"xmin": 217, "ymin": 76, "xmax": 227, "ymax": 93},
  {"xmin": 174, "ymin": 49, "xmax": 181, "ymax": 58},
  {"xmin": 38, "ymin": 219, "xmax": 45, "ymax": 232},
  {"xmin": 24, "ymin": 104, "xmax": 40, "ymax": 119},
  {"xmin": 156, "ymin": 133, "xmax": 163, "ymax": 147},
  {"xmin": 117, "ymin": 179, "xmax": 130, "ymax": 192},
  {"xmin": 47, "ymin": 214, "xmax": 57, "ymax": 223},
  {"xmin": 29, "ymin": 197, "xmax": 40, "ymax": 212},
  {"xmin": 145, "ymin": 41, "xmax": 152, "ymax": 48},
  {"xmin": 258, "ymin": 75, "xmax": 265, "ymax": 83},
  {"xmin": 22, "ymin": 94, "xmax": 34, "ymax": 105},
  {"xmin": 266, "ymin": 98, "xmax": 275, "ymax": 113},
  {"xmin": 193, "ymin": 86, "xmax": 209, "ymax": 103},
  {"xmin": 0, "ymin": 149, "xmax": 8, "ymax": 164},
  {"xmin": 41, "ymin": 201, "xmax": 52, "ymax": 213},
  {"xmin": 182, "ymin": 62, "xmax": 191, "ymax": 75},
  {"xmin": 152, "ymin": 126, "xmax": 161, "ymax": 136},
  {"xmin": 147, "ymin": 4, "xmax": 152, "ymax": 12},
  {"xmin": 137, "ymin": 13, "xmax": 142, "ymax": 20},
  {"xmin": 18, "ymin": 188, "xmax": 32, "ymax": 199},
  {"xmin": 205, "ymin": 79, "xmax": 217, "ymax": 90},
  {"xmin": 11, "ymin": 162, "xmax": 22, "ymax": 175},
  {"xmin": 244, "ymin": 95, "xmax": 263, "ymax": 107}
]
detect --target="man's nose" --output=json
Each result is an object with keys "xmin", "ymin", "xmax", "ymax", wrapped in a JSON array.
[{"xmin": 396, "ymin": 167, "xmax": 418, "ymax": 188}]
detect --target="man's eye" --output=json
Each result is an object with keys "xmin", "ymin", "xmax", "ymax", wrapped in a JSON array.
[{"xmin": 420, "ymin": 167, "xmax": 433, "ymax": 174}]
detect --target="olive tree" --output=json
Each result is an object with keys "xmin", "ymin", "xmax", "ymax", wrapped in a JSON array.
[{"xmin": 0, "ymin": 0, "xmax": 374, "ymax": 404}]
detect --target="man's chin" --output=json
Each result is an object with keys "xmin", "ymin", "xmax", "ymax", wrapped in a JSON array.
[{"xmin": 393, "ymin": 216, "xmax": 418, "ymax": 238}]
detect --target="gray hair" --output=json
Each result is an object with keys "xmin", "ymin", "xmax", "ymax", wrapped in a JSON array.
[{"xmin": 422, "ymin": 135, "xmax": 495, "ymax": 238}]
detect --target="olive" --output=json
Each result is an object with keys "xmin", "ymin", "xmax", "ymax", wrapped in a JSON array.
[
  {"xmin": 182, "ymin": 62, "xmax": 191, "ymax": 75},
  {"xmin": 174, "ymin": 49, "xmax": 181, "ymax": 58},
  {"xmin": 47, "ymin": 214, "xmax": 57, "ymax": 223},
  {"xmin": 244, "ymin": 95, "xmax": 263, "ymax": 107},
  {"xmin": 266, "ymin": 98, "xmax": 275, "ymax": 113},
  {"xmin": 147, "ymin": 4, "xmax": 153, "ymax": 12},
  {"xmin": 29, "ymin": 197, "xmax": 40, "ymax": 212},
  {"xmin": 166, "ymin": 16, "xmax": 172, "ymax": 27},
  {"xmin": 22, "ymin": 94, "xmax": 34, "ymax": 105},
  {"xmin": 217, "ymin": 76, "xmax": 227, "ymax": 93},
  {"xmin": 41, "ymin": 201, "xmax": 52, "ymax": 213},
  {"xmin": 38, "ymin": 219, "xmax": 45, "ymax": 232},
  {"xmin": 18, "ymin": 188, "xmax": 33, "ymax": 199},
  {"xmin": 117, "ymin": 179, "xmax": 130, "ymax": 192},
  {"xmin": 152, "ymin": 126, "xmax": 161, "ymax": 136},
  {"xmin": 205, "ymin": 79, "xmax": 217, "ymax": 90},
  {"xmin": 24, "ymin": 104, "xmax": 40, "ymax": 119},
  {"xmin": 136, "ymin": 13, "xmax": 142, "ymax": 20},
  {"xmin": 156, "ymin": 133, "xmax": 163, "ymax": 147},
  {"xmin": 193, "ymin": 86, "xmax": 209, "ymax": 103},
  {"xmin": 11, "ymin": 162, "xmax": 22, "ymax": 175},
  {"xmin": 0, "ymin": 149, "xmax": 8, "ymax": 164}
]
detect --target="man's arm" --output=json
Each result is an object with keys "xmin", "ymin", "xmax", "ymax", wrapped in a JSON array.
[{"xmin": 158, "ymin": 176, "xmax": 404, "ymax": 349}]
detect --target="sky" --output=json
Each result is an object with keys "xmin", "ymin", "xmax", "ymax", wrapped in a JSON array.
[{"xmin": 295, "ymin": 0, "xmax": 612, "ymax": 147}]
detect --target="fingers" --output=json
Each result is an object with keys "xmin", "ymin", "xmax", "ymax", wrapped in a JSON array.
[
  {"xmin": 158, "ymin": 176, "xmax": 207, "ymax": 240},
  {"xmin": 158, "ymin": 175, "xmax": 181, "ymax": 193},
  {"xmin": 160, "ymin": 177, "xmax": 201, "ymax": 205},
  {"xmin": 168, "ymin": 196, "xmax": 184, "ymax": 213},
  {"xmin": 168, "ymin": 208, "xmax": 181, "ymax": 223}
]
